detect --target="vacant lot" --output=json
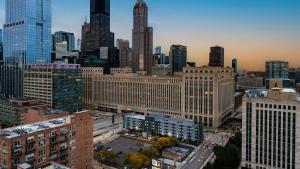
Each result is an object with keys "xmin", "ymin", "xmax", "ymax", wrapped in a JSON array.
[{"xmin": 102, "ymin": 136, "xmax": 152, "ymax": 168}]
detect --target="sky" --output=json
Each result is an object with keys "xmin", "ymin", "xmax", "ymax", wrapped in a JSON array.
[{"xmin": 0, "ymin": 0, "xmax": 300, "ymax": 71}]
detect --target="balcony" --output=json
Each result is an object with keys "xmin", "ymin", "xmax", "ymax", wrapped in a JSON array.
[
  {"xmin": 50, "ymin": 139, "xmax": 58, "ymax": 145},
  {"xmin": 11, "ymin": 150, "xmax": 22, "ymax": 157},
  {"xmin": 60, "ymin": 131, "xmax": 68, "ymax": 136},
  {"xmin": 25, "ymin": 147, "xmax": 35, "ymax": 155}
]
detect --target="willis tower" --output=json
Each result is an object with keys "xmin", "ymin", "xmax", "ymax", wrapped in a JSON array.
[{"xmin": 81, "ymin": 0, "xmax": 118, "ymax": 73}]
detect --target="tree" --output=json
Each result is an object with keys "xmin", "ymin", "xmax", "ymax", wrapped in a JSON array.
[
  {"xmin": 229, "ymin": 131, "xmax": 242, "ymax": 148},
  {"xmin": 213, "ymin": 144, "xmax": 241, "ymax": 169},
  {"xmin": 141, "ymin": 146, "xmax": 159, "ymax": 159},
  {"xmin": 125, "ymin": 152, "xmax": 150, "ymax": 169},
  {"xmin": 154, "ymin": 137, "xmax": 179, "ymax": 150},
  {"xmin": 97, "ymin": 150, "xmax": 118, "ymax": 165}
]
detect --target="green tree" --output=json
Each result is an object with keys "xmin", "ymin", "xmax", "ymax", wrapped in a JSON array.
[
  {"xmin": 213, "ymin": 144, "xmax": 241, "ymax": 169},
  {"xmin": 154, "ymin": 136, "xmax": 179, "ymax": 150},
  {"xmin": 229, "ymin": 131, "xmax": 242, "ymax": 148},
  {"xmin": 125, "ymin": 152, "xmax": 150, "ymax": 169},
  {"xmin": 97, "ymin": 150, "xmax": 118, "ymax": 165},
  {"xmin": 141, "ymin": 146, "xmax": 160, "ymax": 159}
]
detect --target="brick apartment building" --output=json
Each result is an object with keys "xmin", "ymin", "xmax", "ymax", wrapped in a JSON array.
[{"xmin": 0, "ymin": 110, "xmax": 93, "ymax": 169}]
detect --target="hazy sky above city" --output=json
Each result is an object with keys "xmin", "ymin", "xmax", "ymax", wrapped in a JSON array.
[{"xmin": 0, "ymin": 0, "xmax": 300, "ymax": 71}]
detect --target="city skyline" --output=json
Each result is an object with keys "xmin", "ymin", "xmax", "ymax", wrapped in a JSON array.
[{"xmin": 0, "ymin": 0, "xmax": 300, "ymax": 70}]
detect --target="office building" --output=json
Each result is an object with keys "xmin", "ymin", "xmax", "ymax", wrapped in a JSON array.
[
  {"xmin": 289, "ymin": 68, "xmax": 300, "ymax": 84},
  {"xmin": 76, "ymin": 38, "xmax": 81, "ymax": 51},
  {"xmin": 0, "ymin": 29, "xmax": 2, "ymax": 43},
  {"xmin": 81, "ymin": 0, "xmax": 118, "ymax": 73},
  {"xmin": 81, "ymin": 67, "xmax": 104, "ymax": 109},
  {"xmin": 241, "ymin": 88, "xmax": 300, "ymax": 169},
  {"xmin": 23, "ymin": 64, "xmax": 82, "ymax": 113},
  {"xmin": 208, "ymin": 46, "xmax": 224, "ymax": 67},
  {"xmin": 237, "ymin": 76, "xmax": 264, "ymax": 91},
  {"xmin": 155, "ymin": 46, "xmax": 162, "ymax": 55},
  {"xmin": 232, "ymin": 58, "xmax": 238, "ymax": 74},
  {"xmin": 53, "ymin": 31, "xmax": 75, "ymax": 51},
  {"xmin": 152, "ymin": 64, "xmax": 172, "ymax": 76},
  {"xmin": 0, "ymin": 110, "xmax": 93, "ymax": 169},
  {"xmin": 1, "ymin": 0, "xmax": 51, "ymax": 99},
  {"xmin": 81, "ymin": 0, "xmax": 114, "ymax": 56},
  {"xmin": 117, "ymin": 39, "xmax": 133, "ymax": 68},
  {"xmin": 3, "ymin": 0, "xmax": 51, "ymax": 65},
  {"xmin": 0, "ymin": 65, "xmax": 24, "ymax": 99},
  {"xmin": 170, "ymin": 45, "xmax": 187, "ymax": 74},
  {"xmin": 124, "ymin": 113, "xmax": 203, "ymax": 142},
  {"xmin": 265, "ymin": 61, "xmax": 289, "ymax": 79},
  {"xmin": 0, "ymin": 29, "xmax": 2, "ymax": 64},
  {"xmin": 92, "ymin": 67, "xmax": 235, "ymax": 127},
  {"xmin": 132, "ymin": 0, "xmax": 154, "ymax": 74}
]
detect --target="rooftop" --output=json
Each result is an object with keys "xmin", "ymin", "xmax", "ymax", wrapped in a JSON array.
[
  {"xmin": 0, "ymin": 117, "xmax": 71, "ymax": 139},
  {"xmin": 245, "ymin": 88, "xmax": 299, "ymax": 102},
  {"xmin": 124, "ymin": 113, "xmax": 198, "ymax": 126},
  {"xmin": 0, "ymin": 99, "xmax": 43, "ymax": 109}
]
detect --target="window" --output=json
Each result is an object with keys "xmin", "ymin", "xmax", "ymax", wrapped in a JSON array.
[{"xmin": 39, "ymin": 140, "xmax": 45, "ymax": 147}]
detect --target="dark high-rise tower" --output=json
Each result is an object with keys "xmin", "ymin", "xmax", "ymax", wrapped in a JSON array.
[
  {"xmin": 170, "ymin": 45, "xmax": 187, "ymax": 74},
  {"xmin": 209, "ymin": 46, "xmax": 224, "ymax": 67},
  {"xmin": 232, "ymin": 58, "xmax": 238, "ymax": 74},
  {"xmin": 132, "ymin": 0, "xmax": 153, "ymax": 74},
  {"xmin": 81, "ymin": 0, "xmax": 114, "ymax": 56},
  {"xmin": 81, "ymin": 0, "xmax": 118, "ymax": 74}
]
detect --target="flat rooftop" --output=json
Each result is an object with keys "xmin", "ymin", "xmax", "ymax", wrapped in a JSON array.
[{"xmin": 0, "ymin": 117, "xmax": 71, "ymax": 139}]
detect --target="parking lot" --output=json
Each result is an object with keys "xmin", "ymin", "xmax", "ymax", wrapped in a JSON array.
[{"xmin": 95, "ymin": 136, "xmax": 152, "ymax": 167}]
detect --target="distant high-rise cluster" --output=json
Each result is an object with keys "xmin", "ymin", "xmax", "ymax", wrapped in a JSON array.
[{"xmin": 132, "ymin": 0, "xmax": 153, "ymax": 74}]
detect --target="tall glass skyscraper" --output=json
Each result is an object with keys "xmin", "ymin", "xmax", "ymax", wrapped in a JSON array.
[
  {"xmin": 3, "ymin": 0, "xmax": 51, "ymax": 65},
  {"xmin": 0, "ymin": 0, "xmax": 51, "ymax": 99},
  {"xmin": 0, "ymin": 29, "xmax": 2, "ymax": 43}
]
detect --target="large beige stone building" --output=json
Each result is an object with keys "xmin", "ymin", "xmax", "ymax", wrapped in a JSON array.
[
  {"xmin": 241, "ymin": 88, "xmax": 300, "ymax": 169},
  {"xmin": 83, "ymin": 67, "xmax": 234, "ymax": 128}
]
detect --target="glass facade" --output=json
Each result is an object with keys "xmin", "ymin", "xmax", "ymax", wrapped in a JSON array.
[
  {"xmin": 54, "ymin": 31, "xmax": 75, "ymax": 51},
  {"xmin": 23, "ymin": 64, "xmax": 82, "ymax": 113},
  {"xmin": 3, "ymin": 0, "xmax": 51, "ymax": 65},
  {"xmin": 266, "ymin": 61, "xmax": 289, "ymax": 79}
]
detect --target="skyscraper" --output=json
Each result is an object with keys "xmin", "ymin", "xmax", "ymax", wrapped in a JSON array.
[
  {"xmin": 0, "ymin": 0, "xmax": 51, "ymax": 99},
  {"xmin": 132, "ymin": 0, "xmax": 153, "ymax": 74},
  {"xmin": 0, "ymin": 29, "xmax": 2, "ymax": 43},
  {"xmin": 3, "ymin": 0, "xmax": 51, "ymax": 65},
  {"xmin": 81, "ymin": 0, "xmax": 118, "ymax": 74},
  {"xmin": 209, "ymin": 46, "xmax": 224, "ymax": 67},
  {"xmin": 266, "ymin": 61, "xmax": 289, "ymax": 79},
  {"xmin": 81, "ymin": 0, "xmax": 114, "ymax": 55},
  {"xmin": 54, "ymin": 31, "xmax": 75, "ymax": 51},
  {"xmin": 232, "ymin": 58, "xmax": 238, "ymax": 74},
  {"xmin": 117, "ymin": 39, "xmax": 132, "ymax": 68},
  {"xmin": 0, "ymin": 29, "xmax": 3, "ymax": 64},
  {"xmin": 169, "ymin": 45, "xmax": 187, "ymax": 74}
]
